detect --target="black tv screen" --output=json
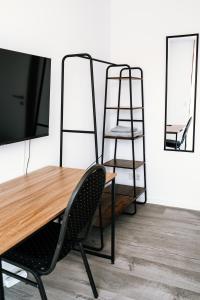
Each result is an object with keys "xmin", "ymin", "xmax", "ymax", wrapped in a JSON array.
[{"xmin": 0, "ymin": 48, "xmax": 51, "ymax": 145}]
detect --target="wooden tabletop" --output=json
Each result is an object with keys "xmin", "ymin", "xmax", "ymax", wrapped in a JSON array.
[
  {"xmin": 0, "ymin": 166, "xmax": 116, "ymax": 255},
  {"xmin": 166, "ymin": 124, "xmax": 185, "ymax": 134}
]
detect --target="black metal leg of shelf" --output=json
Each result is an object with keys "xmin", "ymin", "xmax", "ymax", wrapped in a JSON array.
[
  {"xmin": 89, "ymin": 57, "xmax": 99, "ymax": 164},
  {"xmin": 123, "ymin": 200, "xmax": 137, "ymax": 216},
  {"xmin": 98, "ymin": 203, "xmax": 104, "ymax": 250},
  {"xmin": 113, "ymin": 70, "xmax": 123, "ymax": 169},
  {"xmin": 126, "ymin": 67, "xmax": 137, "ymax": 214},
  {"xmin": 83, "ymin": 204, "xmax": 104, "ymax": 251},
  {"xmin": 111, "ymin": 178, "xmax": 115, "ymax": 264},
  {"xmin": 140, "ymin": 68, "xmax": 147, "ymax": 205},
  {"xmin": 138, "ymin": 168, "xmax": 147, "ymax": 204},
  {"xmin": 136, "ymin": 191, "xmax": 147, "ymax": 204}
]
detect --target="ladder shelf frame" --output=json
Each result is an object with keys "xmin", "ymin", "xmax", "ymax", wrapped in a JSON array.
[{"xmin": 60, "ymin": 53, "xmax": 116, "ymax": 255}]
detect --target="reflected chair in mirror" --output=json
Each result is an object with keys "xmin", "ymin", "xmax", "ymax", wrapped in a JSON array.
[
  {"xmin": 165, "ymin": 117, "xmax": 192, "ymax": 150},
  {"xmin": 1, "ymin": 164, "xmax": 106, "ymax": 299}
]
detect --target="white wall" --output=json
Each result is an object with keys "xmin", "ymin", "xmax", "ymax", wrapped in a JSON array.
[
  {"xmin": 0, "ymin": 0, "xmax": 110, "ymax": 182},
  {"xmin": 1, "ymin": 0, "xmax": 200, "ymax": 212},
  {"xmin": 110, "ymin": 0, "xmax": 200, "ymax": 210}
]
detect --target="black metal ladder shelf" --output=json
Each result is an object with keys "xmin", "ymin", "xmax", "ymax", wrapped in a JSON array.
[
  {"xmin": 101, "ymin": 65, "xmax": 147, "ymax": 217},
  {"xmin": 59, "ymin": 54, "xmax": 147, "ymax": 228}
]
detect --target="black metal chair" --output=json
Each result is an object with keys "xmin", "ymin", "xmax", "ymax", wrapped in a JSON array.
[
  {"xmin": 1, "ymin": 164, "xmax": 106, "ymax": 299},
  {"xmin": 166, "ymin": 117, "xmax": 192, "ymax": 150}
]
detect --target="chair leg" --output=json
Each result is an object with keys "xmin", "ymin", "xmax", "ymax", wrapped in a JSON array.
[
  {"xmin": 78, "ymin": 242, "xmax": 98, "ymax": 298},
  {"xmin": 34, "ymin": 273, "xmax": 48, "ymax": 300}
]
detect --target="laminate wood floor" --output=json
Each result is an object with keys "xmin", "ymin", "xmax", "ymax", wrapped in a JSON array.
[{"xmin": 5, "ymin": 204, "xmax": 200, "ymax": 300}]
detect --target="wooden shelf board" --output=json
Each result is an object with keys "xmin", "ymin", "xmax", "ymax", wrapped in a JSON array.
[
  {"xmin": 104, "ymin": 134, "xmax": 144, "ymax": 140},
  {"xmin": 106, "ymin": 106, "xmax": 144, "ymax": 110},
  {"xmin": 94, "ymin": 184, "xmax": 145, "ymax": 228},
  {"xmin": 104, "ymin": 159, "xmax": 144, "ymax": 170},
  {"xmin": 105, "ymin": 184, "xmax": 145, "ymax": 199},
  {"xmin": 108, "ymin": 76, "xmax": 142, "ymax": 80}
]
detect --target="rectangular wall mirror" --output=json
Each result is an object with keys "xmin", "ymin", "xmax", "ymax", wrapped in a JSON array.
[{"xmin": 164, "ymin": 33, "xmax": 199, "ymax": 152}]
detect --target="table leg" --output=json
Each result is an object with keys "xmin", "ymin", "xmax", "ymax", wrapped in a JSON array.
[
  {"xmin": 111, "ymin": 178, "xmax": 115, "ymax": 264},
  {"xmin": 0, "ymin": 258, "xmax": 5, "ymax": 300}
]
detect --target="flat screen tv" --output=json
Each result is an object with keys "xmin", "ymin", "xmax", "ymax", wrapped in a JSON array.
[{"xmin": 0, "ymin": 48, "xmax": 51, "ymax": 146}]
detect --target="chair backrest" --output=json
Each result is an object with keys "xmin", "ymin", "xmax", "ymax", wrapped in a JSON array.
[
  {"xmin": 48, "ymin": 164, "xmax": 106, "ymax": 273},
  {"xmin": 181, "ymin": 117, "xmax": 192, "ymax": 144}
]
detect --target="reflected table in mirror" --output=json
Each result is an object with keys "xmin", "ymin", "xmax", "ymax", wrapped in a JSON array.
[
  {"xmin": 165, "ymin": 124, "xmax": 185, "ymax": 150},
  {"xmin": 166, "ymin": 124, "xmax": 185, "ymax": 134}
]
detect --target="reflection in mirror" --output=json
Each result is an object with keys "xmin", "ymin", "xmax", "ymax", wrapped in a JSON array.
[{"xmin": 164, "ymin": 34, "xmax": 199, "ymax": 152}]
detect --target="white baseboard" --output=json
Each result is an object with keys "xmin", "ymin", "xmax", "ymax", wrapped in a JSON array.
[{"xmin": 147, "ymin": 197, "xmax": 200, "ymax": 211}]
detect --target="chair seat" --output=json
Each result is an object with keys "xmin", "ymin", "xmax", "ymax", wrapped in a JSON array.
[
  {"xmin": 3, "ymin": 222, "xmax": 71, "ymax": 274},
  {"xmin": 166, "ymin": 139, "xmax": 181, "ymax": 149}
]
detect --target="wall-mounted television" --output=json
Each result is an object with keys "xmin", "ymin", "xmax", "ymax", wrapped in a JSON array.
[{"xmin": 0, "ymin": 48, "xmax": 51, "ymax": 146}]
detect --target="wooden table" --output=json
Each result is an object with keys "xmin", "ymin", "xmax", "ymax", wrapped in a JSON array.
[
  {"xmin": 166, "ymin": 124, "xmax": 185, "ymax": 134},
  {"xmin": 0, "ymin": 166, "xmax": 116, "ymax": 299}
]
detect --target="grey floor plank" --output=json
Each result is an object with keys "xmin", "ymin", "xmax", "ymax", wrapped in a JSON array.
[{"xmin": 4, "ymin": 204, "xmax": 200, "ymax": 299}]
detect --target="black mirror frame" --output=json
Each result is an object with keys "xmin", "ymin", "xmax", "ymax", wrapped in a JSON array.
[{"xmin": 164, "ymin": 33, "xmax": 199, "ymax": 152}]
